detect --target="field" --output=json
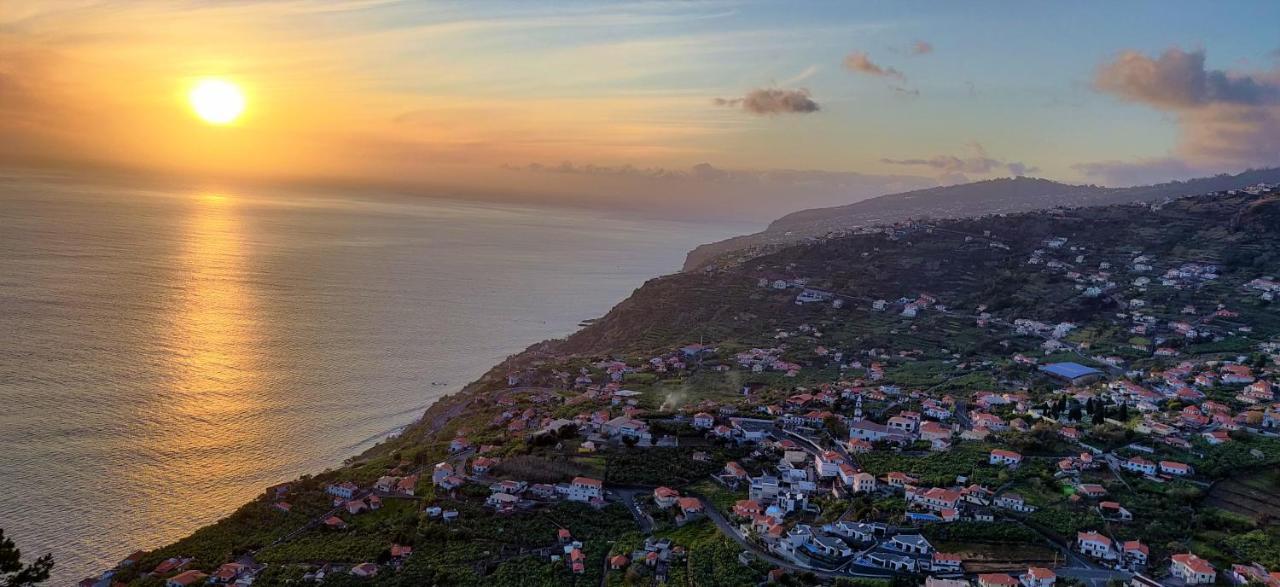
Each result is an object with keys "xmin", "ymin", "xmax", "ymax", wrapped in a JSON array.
[
  {"xmin": 934, "ymin": 541, "xmax": 1060, "ymax": 574},
  {"xmin": 1204, "ymin": 468, "xmax": 1280, "ymax": 523}
]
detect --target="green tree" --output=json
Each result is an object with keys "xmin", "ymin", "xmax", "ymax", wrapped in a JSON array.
[{"xmin": 1, "ymin": 529, "xmax": 53, "ymax": 587}]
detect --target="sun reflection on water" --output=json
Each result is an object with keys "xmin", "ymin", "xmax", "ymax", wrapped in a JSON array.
[{"xmin": 128, "ymin": 193, "xmax": 271, "ymax": 518}]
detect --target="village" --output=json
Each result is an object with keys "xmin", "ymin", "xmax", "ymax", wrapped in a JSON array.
[{"xmin": 84, "ymin": 185, "xmax": 1280, "ymax": 587}]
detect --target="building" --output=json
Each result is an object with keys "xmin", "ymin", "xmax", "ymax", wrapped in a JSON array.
[
  {"xmin": 990, "ymin": 449, "xmax": 1023, "ymax": 467},
  {"xmin": 1040, "ymin": 362, "xmax": 1104, "ymax": 385},
  {"xmin": 888, "ymin": 534, "xmax": 933, "ymax": 555},
  {"xmin": 165, "ymin": 571, "xmax": 209, "ymax": 587},
  {"xmin": 1122, "ymin": 457, "xmax": 1156, "ymax": 476},
  {"xmin": 1020, "ymin": 567, "xmax": 1056, "ymax": 587},
  {"xmin": 1170, "ymin": 553, "xmax": 1216, "ymax": 585},
  {"xmin": 978, "ymin": 574, "xmax": 1019, "ymax": 587},
  {"xmin": 561, "ymin": 477, "xmax": 603, "ymax": 503},
  {"xmin": 1077, "ymin": 531, "xmax": 1115, "ymax": 560},
  {"xmin": 654, "ymin": 486, "xmax": 680, "ymax": 509},
  {"xmin": 325, "ymin": 482, "xmax": 358, "ymax": 500}
]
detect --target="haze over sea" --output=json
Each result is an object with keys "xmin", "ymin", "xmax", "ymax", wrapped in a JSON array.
[{"xmin": 0, "ymin": 172, "xmax": 746, "ymax": 584}]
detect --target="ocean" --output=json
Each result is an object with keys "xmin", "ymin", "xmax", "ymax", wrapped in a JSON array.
[{"xmin": 0, "ymin": 172, "xmax": 746, "ymax": 584}]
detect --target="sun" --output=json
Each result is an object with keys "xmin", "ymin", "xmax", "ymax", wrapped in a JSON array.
[{"xmin": 189, "ymin": 79, "xmax": 245, "ymax": 125}]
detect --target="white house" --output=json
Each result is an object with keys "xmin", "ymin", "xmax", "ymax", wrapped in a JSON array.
[
  {"xmin": 1020, "ymin": 567, "xmax": 1056, "ymax": 587},
  {"xmin": 326, "ymin": 482, "xmax": 358, "ymax": 500},
  {"xmin": 1170, "ymin": 553, "xmax": 1215, "ymax": 585},
  {"xmin": 1158, "ymin": 460, "xmax": 1192, "ymax": 476},
  {"xmin": 560, "ymin": 477, "xmax": 603, "ymax": 503},
  {"xmin": 1076, "ymin": 531, "xmax": 1115, "ymax": 561},
  {"xmin": 888, "ymin": 534, "xmax": 933, "ymax": 555},
  {"xmin": 1122, "ymin": 457, "xmax": 1156, "ymax": 476},
  {"xmin": 989, "ymin": 449, "xmax": 1023, "ymax": 467}
]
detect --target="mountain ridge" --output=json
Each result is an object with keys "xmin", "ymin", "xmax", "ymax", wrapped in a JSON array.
[{"xmin": 683, "ymin": 168, "xmax": 1280, "ymax": 271}]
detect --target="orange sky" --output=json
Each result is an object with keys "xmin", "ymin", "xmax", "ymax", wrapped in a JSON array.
[{"xmin": 3, "ymin": 1, "xmax": 1277, "ymax": 219}]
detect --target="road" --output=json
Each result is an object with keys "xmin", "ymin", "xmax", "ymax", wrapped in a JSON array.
[{"xmin": 609, "ymin": 487, "xmax": 654, "ymax": 534}]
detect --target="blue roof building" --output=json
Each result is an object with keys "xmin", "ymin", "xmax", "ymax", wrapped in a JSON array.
[{"xmin": 1039, "ymin": 362, "xmax": 1104, "ymax": 383}]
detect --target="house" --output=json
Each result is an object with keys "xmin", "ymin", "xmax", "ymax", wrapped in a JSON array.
[
  {"xmin": 210, "ymin": 562, "xmax": 246, "ymax": 583},
  {"xmin": 888, "ymin": 534, "xmax": 933, "ymax": 554},
  {"xmin": 152, "ymin": 557, "xmax": 191, "ymax": 575},
  {"xmin": 849, "ymin": 420, "xmax": 910, "ymax": 444},
  {"xmin": 977, "ymin": 573, "xmax": 1020, "ymax": 587},
  {"xmin": 1159, "ymin": 461, "xmax": 1192, "ymax": 476},
  {"xmin": 920, "ymin": 421, "xmax": 951, "ymax": 441},
  {"xmin": 1122, "ymin": 457, "xmax": 1157, "ymax": 476},
  {"xmin": 1098, "ymin": 501, "xmax": 1132, "ymax": 521},
  {"xmin": 1221, "ymin": 365, "xmax": 1256, "ymax": 384},
  {"xmin": 911, "ymin": 487, "xmax": 962, "ymax": 512},
  {"xmin": 610, "ymin": 554, "xmax": 629, "ymax": 570},
  {"xmin": 1122, "ymin": 541, "xmax": 1148, "ymax": 568},
  {"xmin": 1020, "ymin": 567, "xmax": 1056, "ymax": 587},
  {"xmin": 323, "ymin": 515, "xmax": 348, "ymax": 530},
  {"xmin": 845, "ymin": 438, "xmax": 874, "ymax": 453},
  {"xmin": 989, "ymin": 449, "xmax": 1023, "ymax": 467},
  {"xmin": 723, "ymin": 461, "xmax": 749, "ymax": 482},
  {"xmin": 1202, "ymin": 429, "xmax": 1231, "ymax": 445},
  {"xmin": 692, "ymin": 412, "xmax": 715, "ymax": 429},
  {"xmin": 438, "ymin": 475, "xmax": 465, "ymax": 491},
  {"xmin": 815, "ymin": 451, "xmax": 845, "ymax": 478},
  {"xmin": 654, "ymin": 486, "xmax": 680, "ymax": 509},
  {"xmin": 994, "ymin": 493, "xmax": 1036, "ymax": 513},
  {"xmin": 851, "ymin": 471, "xmax": 877, "ymax": 494},
  {"xmin": 1170, "ymin": 553, "xmax": 1216, "ymax": 585},
  {"xmin": 471, "ymin": 456, "xmax": 497, "ymax": 475},
  {"xmin": 351, "ymin": 563, "xmax": 379, "ymax": 578},
  {"xmin": 432, "ymin": 462, "xmax": 454, "ymax": 485},
  {"xmin": 1076, "ymin": 483, "xmax": 1108, "ymax": 499},
  {"xmin": 486, "ymin": 491, "xmax": 519, "ymax": 509},
  {"xmin": 450, "ymin": 436, "xmax": 470, "ymax": 452},
  {"xmin": 165, "ymin": 571, "xmax": 209, "ymax": 587},
  {"xmin": 733, "ymin": 499, "xmax": 762, "ymax": 518},
  {"xmin": 326, "ymin": 482, "xmax": 358, "ymax": 500},
  {"xmin": 561, "ymin": 476, "xmax": 604, "ymax": 503},
  {"xmin": 804, "ymin": 535, "xmax": 854, "ymax": 560},
  {"xmin": 1076, "ymin": 531, "xmax": 1115, "ymax": 560},
  {"xmin": 930, "ymin": 552, "xmax": 963, "ymax": 573}
]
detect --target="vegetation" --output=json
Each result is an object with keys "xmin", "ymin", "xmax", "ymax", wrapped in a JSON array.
[{"xmin": 0, "ymin": 530, "xmax": 53, "ymax": 587}]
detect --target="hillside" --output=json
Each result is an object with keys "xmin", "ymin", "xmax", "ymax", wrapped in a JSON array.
[
  {"xmin": 683, "ymin": 168, "xmax": 1280, "ymax": 271},
  {"xmin": 94, "ymin": 185, "xmax": 1280, "ymax": 587}
]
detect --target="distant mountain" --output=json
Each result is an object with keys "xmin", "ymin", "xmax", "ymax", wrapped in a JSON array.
[{"xmin": 682, "ymin": 168, "xmax": 1280, "ymax": 271}]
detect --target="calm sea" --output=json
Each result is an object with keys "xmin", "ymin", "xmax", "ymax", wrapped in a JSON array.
[{"xmin": 0, "ymin": 172, "xmax": 746, "ymax": 584}]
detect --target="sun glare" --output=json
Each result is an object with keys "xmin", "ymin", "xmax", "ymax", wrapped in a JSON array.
[{"xmin": 189, "ymin": 79, "xmax": 245, "ymax": 125}]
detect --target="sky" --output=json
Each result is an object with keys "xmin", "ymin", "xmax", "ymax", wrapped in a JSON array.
[{"xmin": 3, "ymin": 1, "xmax": 1279, "ymax": 220}]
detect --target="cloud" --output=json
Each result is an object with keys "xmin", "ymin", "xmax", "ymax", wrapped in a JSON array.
[
  {"xmin": 910, "ymin": 41, "xmax": 933, "ymax": 56},
  {"xmin": 881, "ymin": 142, "xmax": 1038, "ymax": 178},
  {"xmin": 713, "ymin": 88, "xmax": 820, "ymax": 115},
  {"xmin": 1071, "ymin": 157, "xmax": 1197, "ymax": 186},
  {"xmin": 1094, "ymin": 47, "xmax": 1277, "ymax": 108},
  {"xmin": 1080, "ymin": 47, "xmax": 1280, "ymax": 183},
  {"xmin": 842, "ymin": 51, "xmax": 904, "ymax": 80}
]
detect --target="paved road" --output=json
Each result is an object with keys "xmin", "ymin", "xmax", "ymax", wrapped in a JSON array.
[
  {"xmin": 1057, "ymin": 566, "xmax": 1133, "ymax": 587},
  {"xmin": 610, "ymin": 487, "xmax": 654, "ymax": 534}
]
